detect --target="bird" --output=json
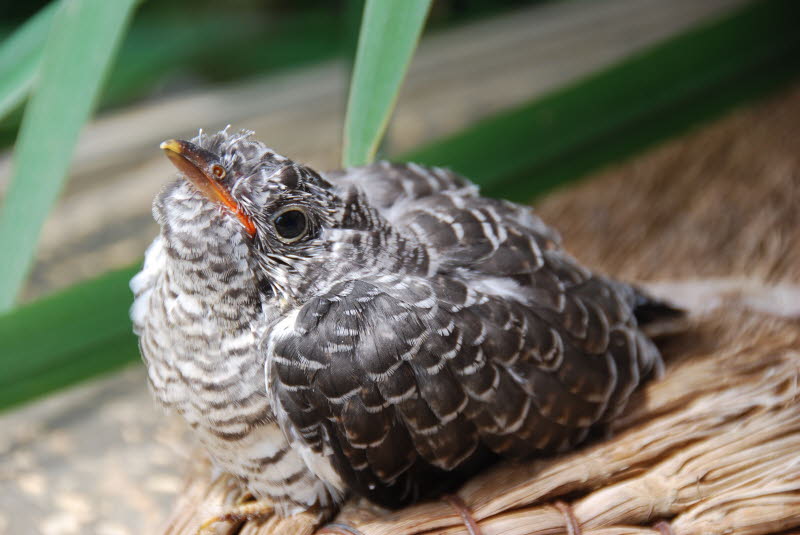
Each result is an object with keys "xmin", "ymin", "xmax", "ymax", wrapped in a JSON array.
[{"xmin": 130, "ymin": 127, "xmax": 675, "ymax": 526}]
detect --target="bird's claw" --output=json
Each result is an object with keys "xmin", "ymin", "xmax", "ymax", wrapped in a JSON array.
[{"xmin": 196, "ymin": 499, "xmax": 274, "ymax": 534}]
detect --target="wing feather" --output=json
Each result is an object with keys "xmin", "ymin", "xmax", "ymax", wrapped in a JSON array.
[{"xmin": 265, "ymin": 163, "xmax": 664, "ymax": 507}]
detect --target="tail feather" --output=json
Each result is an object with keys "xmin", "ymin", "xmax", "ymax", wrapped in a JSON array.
[{"xmin": 632, "ymin": 287, "xmax": 686, "ymax": 337}]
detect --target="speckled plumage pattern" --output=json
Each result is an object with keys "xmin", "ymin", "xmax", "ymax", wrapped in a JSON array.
[{"xmin": 131, "ymin": 128, "xmax": 667, "ymax": 516}]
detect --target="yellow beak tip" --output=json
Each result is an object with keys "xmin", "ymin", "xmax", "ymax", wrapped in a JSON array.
[{"xmin": 160, "ymin": 139, "xmax": 182, "ymax": 152}]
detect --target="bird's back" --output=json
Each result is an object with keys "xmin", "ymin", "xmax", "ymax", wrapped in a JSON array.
[{"xmin": 267, "ymin": 162, "xmax": 668, "ymax": 507}]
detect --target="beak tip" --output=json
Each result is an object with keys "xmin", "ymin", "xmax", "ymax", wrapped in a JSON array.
[{"xmin": 160, "ymin": 139, "xmax": 182, "ymax": 153}]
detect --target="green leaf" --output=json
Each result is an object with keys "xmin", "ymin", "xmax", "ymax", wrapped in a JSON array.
[
  {"xmin": 0, "ymin": 266, "xmax": 140, "ymax": 409},
  {"xmin": 342, "ymin": 0, "xmax": 432, "ymax": 167},
  {"xmin": 0, "ymin": 0, "xmax": 138, "ymax": 313},
  {"xmin": 0, "ymin": 1, "xmax": 58, "ymax": 121}
]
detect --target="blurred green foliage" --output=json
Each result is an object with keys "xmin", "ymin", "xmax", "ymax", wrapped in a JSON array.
[
  {"xmin": 409, "ymin": 0, "xmax": 800, "ymax": 200},
  {"xmin": 0, "ymin": 0, "xmax": 547, "ymax": 148},
  {"xmin": 0, "ymin": 0, "xmax": 137, "ymax": 312}
]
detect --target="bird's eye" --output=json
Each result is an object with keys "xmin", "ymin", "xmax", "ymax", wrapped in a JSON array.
[
  {"xmin": 272, "ymin": 207, "xmax": 309, "ymax": 244},
  {"xmin": 211, "ymin": 164, "xmax": 226, "ymax": 179}
]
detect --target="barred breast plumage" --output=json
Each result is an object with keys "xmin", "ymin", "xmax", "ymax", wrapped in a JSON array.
[{"xmin": 131, "ymin": 128, "xmax": 674, "ymax": 516}]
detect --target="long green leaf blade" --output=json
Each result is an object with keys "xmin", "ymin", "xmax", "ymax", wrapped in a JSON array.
[
  {"xmin": 0, "ymin": 265, "xmax": 140, "ymax": 409},
  {"xmin": 0, "ymin": 1, "xmax": 58, "ymax": 120},
  {"xmin": 342, "ymin": 0, "xmax": 432, "ymax": 167},
  {"xmin": 0, "ymin": 0, "xmax": 138, "ymax": 312}
]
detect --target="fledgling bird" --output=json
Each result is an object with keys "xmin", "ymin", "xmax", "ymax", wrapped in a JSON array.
[{"xmin": 131, "ymin": 128, "xmax": 672, "ymax": 521}]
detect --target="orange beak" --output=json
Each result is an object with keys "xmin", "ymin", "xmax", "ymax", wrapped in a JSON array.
[{"xmin": 160, "ymin": 139, "xmax": 256, "ymax": 236}]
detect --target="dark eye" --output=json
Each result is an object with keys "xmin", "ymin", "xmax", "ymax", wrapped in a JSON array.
[
  {"xmin": 211, "ymin": 164, "xmax": 226, "ymax": 179},
  {"xmin": 272, "ymin": 207, "xmax": 308, "ymax": 243}
]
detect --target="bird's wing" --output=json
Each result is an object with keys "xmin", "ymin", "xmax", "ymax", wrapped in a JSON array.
[
  {"xmin": 264, "ymin": 270, "xmax": 658, "ymax": 506},
  {"xmin": 327, "ymin": 161, "xmax": 564, "ymax": 265},
  {"xmin": 388, "ymin": 181, "xmax": 664, "ymax": 416},
  {"xmin": 323, "ymin": 161, "xmax": 477, "ymax": 214}
]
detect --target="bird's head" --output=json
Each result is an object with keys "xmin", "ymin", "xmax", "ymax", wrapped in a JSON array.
[{"xmin": 154, "ymin": 128, "xmax": 351, "ymax": 306}]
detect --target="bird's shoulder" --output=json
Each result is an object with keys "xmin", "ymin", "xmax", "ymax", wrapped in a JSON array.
[
  {"xmin": 323, "ymin": 161, "xmax": 477, "ymax": 212},
  {"xmin": 326, "ymin": 161, "xmax": 563, "ymax": 277}
]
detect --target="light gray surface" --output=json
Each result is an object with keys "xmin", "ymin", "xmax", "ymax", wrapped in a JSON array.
[{"xmin": 0, "ymin": 367, "xmax": 192, "ymax": 534}]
